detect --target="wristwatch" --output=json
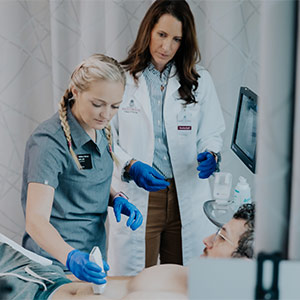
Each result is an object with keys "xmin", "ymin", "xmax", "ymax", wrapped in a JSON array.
[
  {"xmin": 209, "ymin": 151, "xmax": 218, "ymax": 162},
  {"xmin": 208, "ymin": 150, "xmax": 221, "ymax": 173},
  {"xmin": 113, "ymin": 191, "xmax": 129, "ymax": 201},
  {"xmin": 122, "ymin": 158, "xmax": 136, "ymax": 182}
]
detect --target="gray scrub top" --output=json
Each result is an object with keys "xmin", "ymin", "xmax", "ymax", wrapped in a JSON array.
[{"xmin": 21, "ymin": 105, "xmax": 113, "ymax": 269}]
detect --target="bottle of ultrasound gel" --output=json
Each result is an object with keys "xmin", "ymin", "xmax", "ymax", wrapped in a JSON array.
[{"xmin": 233, "ymin": 176, "xmax": 251, "ymax": 208}]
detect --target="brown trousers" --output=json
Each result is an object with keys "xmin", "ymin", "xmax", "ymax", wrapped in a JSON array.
[{"xmin": 145, "ymin": 179, "xmax": 183, "ymax": 267}]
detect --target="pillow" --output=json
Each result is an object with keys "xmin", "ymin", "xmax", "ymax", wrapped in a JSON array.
[{"xmin": 0, "ymin": 233, "xmax": 52, "ymax": 266}]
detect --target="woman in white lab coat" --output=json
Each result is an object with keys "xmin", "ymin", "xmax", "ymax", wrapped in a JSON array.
[{"xmin": 107, "ymin": 0, "xmax": 225, "ymax": 275}]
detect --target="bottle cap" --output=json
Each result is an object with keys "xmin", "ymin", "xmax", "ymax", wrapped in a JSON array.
[{"xmin": 238, "ymin": 176, "xmax": 248, "ymax": 185}]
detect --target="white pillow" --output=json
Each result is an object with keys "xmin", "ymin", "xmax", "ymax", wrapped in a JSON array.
[{"xmin": 0, "ymin": 233, "xmax": 52, "ymax": 266}]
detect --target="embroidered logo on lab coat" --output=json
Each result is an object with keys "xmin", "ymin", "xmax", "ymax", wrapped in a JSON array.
[{"xmin": 121, "ymin": 99, "xmax": 141, "ymax": 114}]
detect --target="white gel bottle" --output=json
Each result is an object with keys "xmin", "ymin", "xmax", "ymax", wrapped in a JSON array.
[{"xmin": 233, "ymin": 176, "xmax": 251, "ymax": 209}]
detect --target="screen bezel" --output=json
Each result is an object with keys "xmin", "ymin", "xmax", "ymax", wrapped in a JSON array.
[{"xmin": 231, "ymin": 87, "xmax": 257, "ymax": 173}]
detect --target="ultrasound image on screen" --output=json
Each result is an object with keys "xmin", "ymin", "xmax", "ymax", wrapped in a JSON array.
[{"xmin": 235, "ymin": 95, "xmax": 257, "ymax": 160}]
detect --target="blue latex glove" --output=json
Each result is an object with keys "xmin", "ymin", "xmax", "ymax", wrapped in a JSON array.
[
  {"xmin": 129, "ymin": 161, "xmax": 170, "ymax": 192},
  {"xmin": 102, "ymin": 259, "xmax": 110, "ymax": 272},
  {"xmin": 197, "ymin": 151, "xmax": 216, "ymax": 179},
  {"xmin": 66, "ymin": 249, "xmax": 108, "ymax": 284},
  {"xmin": 113, "ymin": 196, "xmax": 143, "ymax": 230}
]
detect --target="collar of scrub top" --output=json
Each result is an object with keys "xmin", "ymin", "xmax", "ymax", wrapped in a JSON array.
[{"xmin": 66, "ymin": 103, "xmax": 103, "ymax": 150}]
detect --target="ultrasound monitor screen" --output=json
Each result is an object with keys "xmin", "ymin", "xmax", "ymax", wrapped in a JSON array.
[
  {"xmin": 236, "ymin": 95, "xmax": 256, "ymax": 160},
  {"xmin": 231, "ymin": 87, "xmax": 257, "ymax": 173}
]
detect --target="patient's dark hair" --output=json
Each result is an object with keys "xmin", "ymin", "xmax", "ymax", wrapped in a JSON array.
[{"xmin": 231, "ymin": 203, "xmax": 255, "ymax": 259}]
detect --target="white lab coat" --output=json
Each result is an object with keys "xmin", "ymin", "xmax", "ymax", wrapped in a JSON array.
[{"xmin": 107, "ymin": 65, "xmax": 225, "ymax": 276}]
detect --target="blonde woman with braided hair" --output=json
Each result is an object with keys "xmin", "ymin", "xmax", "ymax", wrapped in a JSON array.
[{"xmin": 21, "ymin": 54, "xmax": 143, "ymax": 286}]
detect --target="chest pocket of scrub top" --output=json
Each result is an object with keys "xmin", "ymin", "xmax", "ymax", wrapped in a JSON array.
[{"xmin": 57, "ymin": 145, "xmax": 113, "ymax": 214}]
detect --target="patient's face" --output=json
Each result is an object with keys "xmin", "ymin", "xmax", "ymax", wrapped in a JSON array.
[{"xmin": 201, "ymin": 218, "xmax": 246, "ymax": 258}]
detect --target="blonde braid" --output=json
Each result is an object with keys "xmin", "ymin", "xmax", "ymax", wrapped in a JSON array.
[
  {"xmin": 104, "ymin": 124, "xmax": 119, "ymax": 165},
  {"xmin": 59, "ymin": 53, "xmax": 125, "ymax": 169},
  {"xmin": 58, "ymin": 89, "xmax": 82, "ymax": 170}
]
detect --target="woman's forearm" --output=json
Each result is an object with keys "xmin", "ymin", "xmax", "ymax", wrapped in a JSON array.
[
  {"xmin": 26, "ymin": 216, "xmax": 74, "ymax": 265},
  {"xmin": 26, "ymin": 182, "xmax": 74, "ymax": 266}
]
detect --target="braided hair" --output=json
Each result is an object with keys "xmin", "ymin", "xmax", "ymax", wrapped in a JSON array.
[{"xmin": 58, "ymin": 54, "xmax": 126, "ymax": 169}]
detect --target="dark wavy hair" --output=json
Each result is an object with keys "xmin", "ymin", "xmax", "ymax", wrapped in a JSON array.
[
  {"xmin": 231, "ymin": 203, "xmax": 255, "ymax": 259},
  {"xmin": 121, "ymin": 0, "xmax": 200, "ymax": 104}
]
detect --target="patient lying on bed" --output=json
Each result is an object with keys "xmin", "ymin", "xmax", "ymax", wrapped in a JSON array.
[{"xmin": 0, "ymin": 204, "xmax": 254, "ymax": 300}]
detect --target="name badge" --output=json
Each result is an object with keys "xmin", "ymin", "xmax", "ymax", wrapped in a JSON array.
[
  {"xmin": 177, "ymin": 108, "xmax": 192, "ymax": 135},
  {"xmin": 77, "ymin": 154, "xmax": 92, "ymax": 169}
]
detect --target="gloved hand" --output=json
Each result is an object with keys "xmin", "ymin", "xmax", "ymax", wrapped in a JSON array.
[
  {"xmin": 129, "ymin": 161, "xmax": 170, "ymax": 192},
  {"xmin": 197, "ymin": 151, "xmax": 216, "ymax": 179},
  {"xmin": 66, "ymin": 249, "xmax": 108, "ymax": 284},
  {"xmin": 102, "ymin": 260, "xmax": 110, "ymax": 272},
  {"xmin": 113, "ymin": 196, "xmax": 143, "ymax": 230}
]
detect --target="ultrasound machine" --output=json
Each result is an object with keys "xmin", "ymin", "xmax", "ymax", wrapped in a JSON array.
[{"xmin": 203, "ymin": 87, "xmax": 257, "ymax": 227}]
